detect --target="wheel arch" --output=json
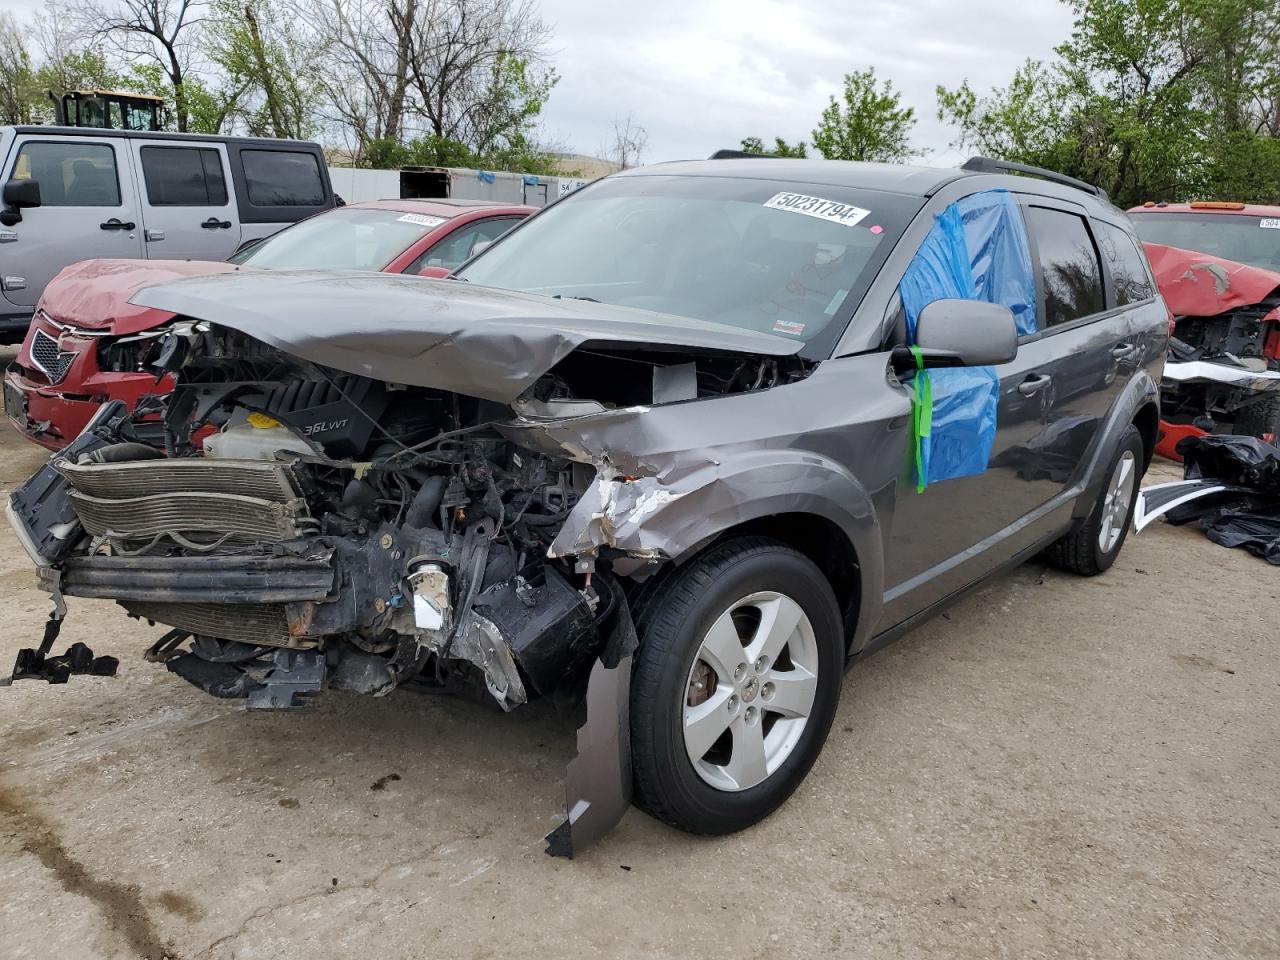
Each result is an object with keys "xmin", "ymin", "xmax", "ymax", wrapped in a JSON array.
[
  {"xmin": 1132, "ymin": 400, "xmax": 1159, "ymax": 470},
  {"xmin": 708, "ymin": 512, "xmax": 863, "ymax": 653}
]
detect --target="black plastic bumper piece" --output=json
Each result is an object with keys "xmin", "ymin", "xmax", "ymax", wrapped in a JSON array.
[{"xmin": 0, "ymin": 616, "xmax": 119, "ymax": 686}]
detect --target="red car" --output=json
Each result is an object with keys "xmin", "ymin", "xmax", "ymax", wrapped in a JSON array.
[
  {"xmin": 1128, "ymin": 201, "xmax": 1280, "ymax": 446},
  {"xmin": 3, "ymin": 199, "xmax": 532, "ymax": 449}
]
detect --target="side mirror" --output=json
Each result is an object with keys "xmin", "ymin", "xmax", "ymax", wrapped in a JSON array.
[
  {"xmin": 893, "ymin": 299, "xmax": 1018, "ymax": 372},
  {"xmin": 418, "ymin": 265, "xmax": 451, "ymax": 279},
  {"xmin": 0, "ymin": 178, "xmax": 40, "ymax": 226}
]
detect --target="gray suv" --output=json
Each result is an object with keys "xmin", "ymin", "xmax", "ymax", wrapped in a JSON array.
[{"xmin": 5, "ymin": 156, "xmax": 1166, "ymax": 855}]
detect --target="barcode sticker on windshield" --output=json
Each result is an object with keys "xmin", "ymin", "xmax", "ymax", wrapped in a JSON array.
[
  {"xmin": 398, "ymin": 213, "xmax": 447, "ymax": 228},
  {"xmin": 763, "ymin": 192, "xmax": 870, "ymax": 228},
  {"xmin": 1260, "ymin": 218, "xmax": 1280, "ymax": 229}
]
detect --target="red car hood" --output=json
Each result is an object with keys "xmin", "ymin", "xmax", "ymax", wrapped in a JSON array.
[
  {"xmin": 1143, "ymin": 242, "xmax": 1280, "ymax": 318},
  {"xmin": 39, "ymin": 259, "xmax": 243, "ymax": 335}
]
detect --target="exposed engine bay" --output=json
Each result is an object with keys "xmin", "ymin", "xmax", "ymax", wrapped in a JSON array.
[{"xmin": 5, "ymin": 314, "xmax": 809, "ymax": 855}]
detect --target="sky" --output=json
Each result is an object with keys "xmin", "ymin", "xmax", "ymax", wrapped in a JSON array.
[
  {"xmin": 1, "ymin": 0, "xmax": 1077, "ymax": 164},
  {"xmin": 534, "ymin": 0, "xmax": 1075, "ymax": 164}
]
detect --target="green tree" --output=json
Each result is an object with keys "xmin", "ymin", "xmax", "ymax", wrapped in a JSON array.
[
  {"xmin": 740, "ymin": 136, "xmax": 807, "ymax": 157},
  {"xmin": 812, "ymin": 68, "xmax": 918, "ymax": 162},
  {"xmin": 212, "ymin": 0, "xmax": 316, "ymax": 139},
  {"xmin": 0, "ymin": 14, "xmax": 41, "ymax": 124},
  {"xmin": 937, "ymin": 0, "xmax": 1280, "ymax": 206}
]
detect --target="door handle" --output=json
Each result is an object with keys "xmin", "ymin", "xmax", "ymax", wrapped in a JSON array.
[
  {"xmin": 0, "ymin": 230, "xmax": 17, "ymax": 243},
  {"xmin": 201, "ymin": 218, "xmax": 232, "ymax": 229},
  {"xmin": 1017, "ymin": 373, "xmax": 1052, "ymax": 396},
  {"xmin": 144, "ymin": 228, "xmax": 165, "ymax": 242},
  {"xmin": 1111, "ymin": 342, "xmax": 1138, "ymax": 360},
  {"xmin": 100, "ymin": 219, "xmax": 135, "ymax": 231}
]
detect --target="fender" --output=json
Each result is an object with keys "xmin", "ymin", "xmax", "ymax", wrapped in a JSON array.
[
  {"xmin": 551, "ymin": 448, "xmax": 887, "ymax": 647},
  {"xmin": 1071, "ymin": 367, "xmax": 1160, "ymax": 520}
]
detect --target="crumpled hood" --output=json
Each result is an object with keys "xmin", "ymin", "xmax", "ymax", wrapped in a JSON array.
[
  {"xmin": 1144, "ymin": 242, "xmax": 1280, "ymax": 318},
  {"xmin": 40, "ymin": 259, "xmax": 242, "ymax": 335},
  {"xmin": 130, "ymin": 270, "xmax": 802, "ymax": 404}
]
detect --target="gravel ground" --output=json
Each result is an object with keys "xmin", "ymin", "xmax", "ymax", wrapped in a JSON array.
[{"xmin": 1, "ymin": 344, "xmax": 1277, "ymax": 960}]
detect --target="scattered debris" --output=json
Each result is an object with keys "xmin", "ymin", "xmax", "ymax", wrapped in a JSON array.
[{"xmin": 1135, "ymin": 434, "xmax": 1280, "ymax": 563}]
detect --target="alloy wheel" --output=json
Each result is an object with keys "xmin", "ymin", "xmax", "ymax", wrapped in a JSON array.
[
  {"xmin": 1098, "ymin": 449, "xmax": 1137, "ymax": 553},
  {"xmin": 682, "ymin": 591, "xmax": 819, "ymax": 792}
]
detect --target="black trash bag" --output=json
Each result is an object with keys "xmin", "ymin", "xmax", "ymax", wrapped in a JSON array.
[
  {"xmin": 1177, "ymin": 434, "xmax": 1280, "ymax": 496},
  {"xmin": 1168, "ymin": 433, "xmax": 1280, "ymax": 563},
  {"xmin": 1199, "ymin": 503, "xmax": 1280, "ymax": 566}
]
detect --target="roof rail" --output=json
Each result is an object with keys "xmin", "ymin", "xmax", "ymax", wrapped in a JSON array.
[
  {"xmin": 707, "ymin": 149, "xmax": 772, "ymax": 160},
  {"xmin": 961, "ymin": 156, "xmax": 1107, "ymax": 201}
]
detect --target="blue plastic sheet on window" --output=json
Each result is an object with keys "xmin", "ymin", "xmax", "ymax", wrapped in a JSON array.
[
  {"xmin": 898, "ymin": 189, "xmax": 1036, "ymax": 489},
  {"xmin": 958, "ymin": 191, "xmax": 1037, "ymax": 337},
  {"xmin": 522, "ymin": 174, "xmax": 540, "ymax": 186},
  {"xmin": 477, "ymin": 170, "xmax": 496, "ymax": 184}
]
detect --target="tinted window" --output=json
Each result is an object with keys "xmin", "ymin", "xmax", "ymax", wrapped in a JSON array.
[
  {"xmin": 1096, "ymin": 221, "xmax": 1153, "ymax": 305},
  {"xmin": 13, "ymin": 141, "xmax": 120, "ymax": 207},
  {"xmin": 241, "ymin": 150, "xmax": 324, "ymax": 206},
  {"xmin": 408, "ymin": 216, "xmax": 524, "ymax": 272},
  {"xmin": 1026, "ymin": 206, "xmax": 1105, "ymax": 327},
  {"xmin": 140, "ymin": 146, "xmax": 228, "ymax": 206}
]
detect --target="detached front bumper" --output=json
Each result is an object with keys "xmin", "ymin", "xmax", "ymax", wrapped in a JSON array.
[{"xmin": 1163, "ymin": 359, "xmax": 1280, "ymax": 394}]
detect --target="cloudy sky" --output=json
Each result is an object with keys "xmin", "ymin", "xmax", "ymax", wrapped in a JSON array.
[
  {"xmin": 2, "ymin": 0, "xmax": 1076, "ymax": 164},
  {"xmin": 535, "ymin": 0, "xmax": 1075, "ymax": 163}
]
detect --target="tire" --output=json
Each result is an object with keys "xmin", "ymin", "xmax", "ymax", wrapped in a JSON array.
[
  {"xmin": 1045, "ymin": 424, "xmax": 1144, "ymax": 576},
  {"xmin": 1234, "ymin": 394, "xmax": 1280, "ymax": 443},
  {"xmin": 630, "ymin": 537, "xmax": 844, "ymax": 835}
]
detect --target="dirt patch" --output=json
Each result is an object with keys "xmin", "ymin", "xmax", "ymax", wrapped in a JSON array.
[
  {"xmin": 370, "ymin": 773, "xmax": 401, "ymax": 791},
  {"xmin": 0, "ymin": 781, "xmax": 177, "ymax": 959},
  {"xmin": 155, "ymin": 890, "xmax": 202, "ymax": 922}
]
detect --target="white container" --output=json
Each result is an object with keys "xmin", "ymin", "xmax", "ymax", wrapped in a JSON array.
[{"xmin": 204, "ymin": 421, "xmax": 313, "ymax": 460}]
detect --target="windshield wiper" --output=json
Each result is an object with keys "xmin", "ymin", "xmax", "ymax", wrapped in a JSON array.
[{"xmin": 551, "ymin": 294, "xmax": 600, "ymax": 302}]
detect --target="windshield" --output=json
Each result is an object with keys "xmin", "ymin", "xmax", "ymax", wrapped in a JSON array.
[
  {"xmin": 1130, "ymin": 212, "xmax": 1280, "ymax": 272},
  {"xmin": 232, "ymin": 207, "xmax": 446, "ymax": 271},
  {"xmin": 456, "ymin": 174, "xmax": 919, "ymax": 350}
]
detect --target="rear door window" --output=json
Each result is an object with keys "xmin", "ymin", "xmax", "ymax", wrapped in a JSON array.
[
  {"xmin": 1095, "ymin": 221, "xmax": 1154, "ymax": 306},
  {"xmin": 140, "ymin": 146, "xmax": 228, "ymax": 206},
  {"xmin": 1026, "ymin": 206, "xmax": 1105, "ymax": 327},
  {"xmin": 12, "ymin": 141, "xmax": 121, "ymax": 206},
  {"xmin": 241, "ymin": 150, "xmax": 325, "ymax": 206}
]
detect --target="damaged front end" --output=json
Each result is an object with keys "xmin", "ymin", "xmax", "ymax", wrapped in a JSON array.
[
  {"xmin": 5, "ymin": 292, "xmax": 807, "ymax": 855},
  {"xmin": 1146, "ymin": 243, "xmax": 1280, "ymax": 436}
]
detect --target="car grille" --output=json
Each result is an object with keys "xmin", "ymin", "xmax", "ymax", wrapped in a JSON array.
[{"xmin": 28, "ymin": 328, "xmax": 76, "ymax": 384}]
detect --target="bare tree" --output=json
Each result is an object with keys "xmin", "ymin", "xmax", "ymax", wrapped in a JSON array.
[
  {"xmin": 73, "ymin": 0, "xmax": 207, "ymax": 131},
  {"xmin": 603, "ymin": 112, "xmax": 648, "ymax": 169},
  {"xmin": 401, "ymin": 0, "xmax": 552, "ymax": 146},
  {"xmin": 300, "ymin": 0, "xmax": 416, "ymax": 153}
]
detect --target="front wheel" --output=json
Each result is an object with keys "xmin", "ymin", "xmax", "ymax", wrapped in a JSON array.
[
  {"xmin": 1045, "ymin": 424, "xmax": 1144, "ymax": 576},
  {"xmin": 629, "ymin": 538, "xmax": 844, "ymax": 835}
]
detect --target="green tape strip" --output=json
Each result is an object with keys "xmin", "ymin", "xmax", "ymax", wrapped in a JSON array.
[{"xmin": 910, "ymin": 346, "xmax": 932, "ymax": 493}]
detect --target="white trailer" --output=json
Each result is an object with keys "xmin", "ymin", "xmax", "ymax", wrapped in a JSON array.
[{"xmin": 327, "ymin": 165, "xmax": 590, "ymax": 207}]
